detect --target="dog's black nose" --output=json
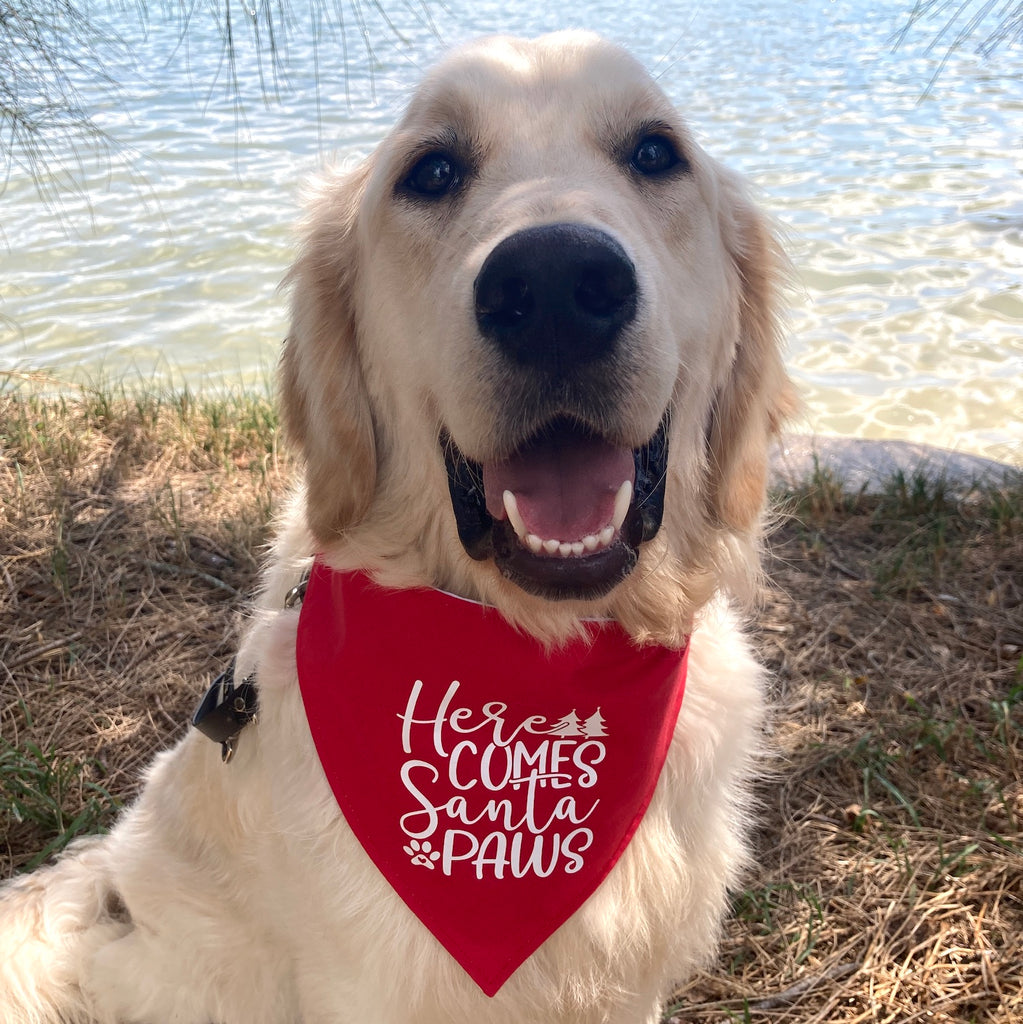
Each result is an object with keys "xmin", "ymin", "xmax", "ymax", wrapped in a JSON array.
[{"xmin": 474, "ymin": 223, "xmax": 638, "ymax": 371}]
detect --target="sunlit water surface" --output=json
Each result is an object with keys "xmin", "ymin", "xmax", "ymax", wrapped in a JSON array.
[{"xmin": 2, "ymin": 0, "xmax": 1020, "ymax": 464}]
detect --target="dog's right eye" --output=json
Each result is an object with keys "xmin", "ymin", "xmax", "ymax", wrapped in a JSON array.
[
  {"xmin": 630, "ymin": 134, "xmax": 685, "ymax": 177},
  {"xmin": 403, "ymin": 152, "xmax": 462, "ymax": 198}
]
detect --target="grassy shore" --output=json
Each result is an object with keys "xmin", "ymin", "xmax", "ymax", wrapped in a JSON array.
[{"xmin": 1, "ymin": 382, "xmax": 1021, "ymax": 1023}]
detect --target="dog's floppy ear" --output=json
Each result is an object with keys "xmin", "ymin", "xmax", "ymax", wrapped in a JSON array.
[
  {"xmin": 706, "ymin": 170, "xmax": 797, "ymax": 533},
  {"xmin": 279, "ymin": 162, "xmax": 376, "ymax": 545}
]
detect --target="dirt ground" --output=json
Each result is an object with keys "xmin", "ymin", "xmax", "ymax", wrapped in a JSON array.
[{"xmin": 2, "ymin": 389, "xmax": 1021, "ymax": 1022}]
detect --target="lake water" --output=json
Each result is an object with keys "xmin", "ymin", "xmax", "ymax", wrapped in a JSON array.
[{"xmin": 2, "ymin": 0, "xmax": 1021, "ymax": 465}]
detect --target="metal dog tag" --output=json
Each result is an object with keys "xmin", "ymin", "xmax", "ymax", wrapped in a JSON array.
[{"xmin": 192, "ymin": 661, "xmax": 258, "ymax": 762}]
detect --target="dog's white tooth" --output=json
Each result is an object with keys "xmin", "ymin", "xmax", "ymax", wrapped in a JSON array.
[
  {"xmin": 570, "ymin": 541, "xmax": 585, "ymax": 556},
  {"xmin": 543, "ymin": 538, "xmax": 561, "ymax": 554},
  {"xmin": 558, "ymin": 542, "xmax": 574, "ymax": 557},
  {"xmin": 582, "ymin": 534, "xmax": 599, "ymax": 551},
  {"xmin": 502, "ymin": 490, "xmax": 528, "ymax": 540},
  {"xmin": 526, "ymin": 533, "xmax": 544, "ymax": 554},
  {"xmin": 611, "ymin": 479, "xmax": 633, "ymax": 533},
  {"xmin": 598, "ymin": 525, "xmax": 615, "ymax": 547}
]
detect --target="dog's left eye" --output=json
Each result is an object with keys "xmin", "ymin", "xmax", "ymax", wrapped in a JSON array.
[
  {"xmin": 403, "ymin": 152, "xmax": 462, "ymax": 198},
  {"xmin": 630, "ymin": 135, "xmax": 685, "ymax": 176}
]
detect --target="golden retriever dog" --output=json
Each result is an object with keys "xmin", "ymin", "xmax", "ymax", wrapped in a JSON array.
[{"xmin": 0, "ymin": 31, "xmax": 792, "ymax": 1024}]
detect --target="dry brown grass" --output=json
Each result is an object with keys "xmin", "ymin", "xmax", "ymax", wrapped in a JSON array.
[
  {"xmin": 672, "ymin": 474, "xmax": 1023, "ymax": 1022},
  {"xmin": 0, "ymin": 381, "xmax": 285, "ymax": 867},
  {"xmin": 2, "ymin": 384, "xmax": 1021, "ymax": 1022}
]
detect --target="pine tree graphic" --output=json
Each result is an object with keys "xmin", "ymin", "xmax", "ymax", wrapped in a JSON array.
[
  {"xmin": 582, "ymin": 708, "xmax": 607, "ymax": 737},
  {"xmin": 549, "ymin": 710, "xmax": 583, "ymax": 736}
]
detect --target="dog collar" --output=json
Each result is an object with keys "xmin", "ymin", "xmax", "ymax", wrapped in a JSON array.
[{"xmin": 295, "ymin": 560, "xmax": 688, "ymax": 996}]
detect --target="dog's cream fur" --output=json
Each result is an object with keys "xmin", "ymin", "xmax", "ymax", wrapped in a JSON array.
[{"xmin": 0, "ymin": 32, "xmax": 793, "ymax": 1024}]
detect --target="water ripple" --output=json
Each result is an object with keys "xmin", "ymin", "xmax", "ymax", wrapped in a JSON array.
[{"xmin": 1, "ymin": 0, "xmax": 1020, "ymax": 464}]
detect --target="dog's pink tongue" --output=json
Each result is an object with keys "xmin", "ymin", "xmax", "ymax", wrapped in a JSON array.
[{"xmin": 483, "ymin": 432, "xmax": 634, "ymax": 543}]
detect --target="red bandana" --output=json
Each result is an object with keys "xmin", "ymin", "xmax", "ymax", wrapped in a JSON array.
[{"xmin": 295, "ymin": 562, "xmax": 688, "ymax": 996}]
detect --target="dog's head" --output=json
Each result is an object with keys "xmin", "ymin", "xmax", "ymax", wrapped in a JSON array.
[{"xmin": 281, "ymin": 32, "xmax": 794, "ymax": 637}]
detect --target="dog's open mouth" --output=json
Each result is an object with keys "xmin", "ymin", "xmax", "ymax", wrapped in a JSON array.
[{"xmin": 444, "ymin": 415, "xmax": 669, "ymax": 600}]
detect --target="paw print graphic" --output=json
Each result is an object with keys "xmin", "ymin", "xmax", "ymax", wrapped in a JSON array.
[{"xmin": 403, "ymin": 839, "xmax": 441, "ymax": 869}]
